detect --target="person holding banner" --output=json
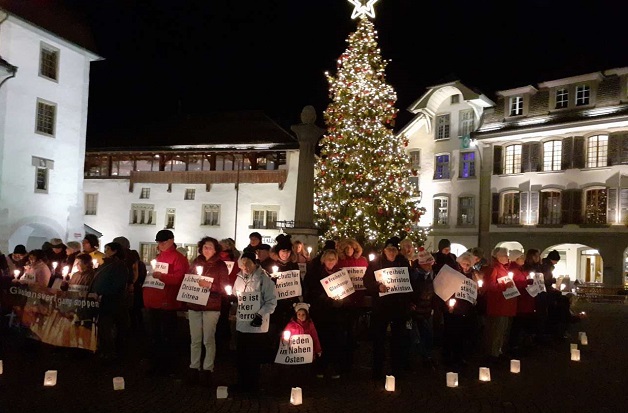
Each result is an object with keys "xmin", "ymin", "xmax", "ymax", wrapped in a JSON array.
[
  {"xmin": 142, "ymin": 229, "xmax": 189, "ymax": 375},
  {"xmin": 21, "ymin": 249, "xmax": 51, "ymax": 287},
  {"xmin": 186, "ymin": 237, "xmax": 230, "ymax": 386},
  {"xmin": 280, "ymin": 303, "xmax": 322, "ymax": 385},
  {"xmin": 482, "ymin": 247, "xmax": 517, "ymax": 362},
  {"xmin": 232, "ymin": 251, "xmax": 278, "ymax": 394},
  {"xmin": 66, "ymin": 253, "xmax": 96, "ymax": 289},
  {"xmin": 363, "ymin": 237, "xmax": 413, "ymax": 380}
]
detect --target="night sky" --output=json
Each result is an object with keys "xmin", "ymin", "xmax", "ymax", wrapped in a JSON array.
[{"xmin": 68, "ymin": 0, "xmax": 628, "ymax": 141}]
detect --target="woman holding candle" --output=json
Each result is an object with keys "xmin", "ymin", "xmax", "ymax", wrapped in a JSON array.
[
  {"xmin": 66, "ymin": 253, "xmax": 96, "ymax": 289},
  {"xmin": 6, "ymin": 245, "xmax": 28, "ymax": 279},
  {"xmin": 185, "ymin": 236, "xmax": 230, "ymax": 386},
  {"xmin": 21, "ymin": 249, "xmax": 51, "ymax": 287}
]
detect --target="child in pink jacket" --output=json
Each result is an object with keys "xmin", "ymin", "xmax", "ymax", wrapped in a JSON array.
[{"xmin": 283, "ymin": 303, "xmax": 322, "ymax": 357}]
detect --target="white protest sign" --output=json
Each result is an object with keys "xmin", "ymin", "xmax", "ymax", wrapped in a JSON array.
[
  {"xmin": 22, "ymin": 272, "xmax": 36, "ymax": 284},
  {"xmin": 51, "ymin": 278, "xmax": 63, "ymax": 290},
  {"xmin": 320, "ymin": 269, "xmax": 355, "ymax": 300},
  {"xmin": 344, "ymin": 267, "xmax": 367, "ymax": 291},
  {"xmin": 374, "ymin": 267, "xmax": 413, "ymax": 297},
  {"xmin": 433, "ymin": 264, "xmax": 466, "ymax": 301},
  {"xmin": 455, "ymin": 278, "xmax": 478, "ymax": 304},
  {"xmin": 275, "ymin": 270, "xmax": 302, "ymax": 300},
  {"xmin": 274, "ymin": 334, "xmax": 314, "ymax": 365},
  {"xmin": 176, "ymin": 274, "xmax": 213, "ymax": 305},
  {"xmin": 498, "ymin": 274, "xmax": 520, "ymax": 299},
  {"xmin": 68, "ymin": 285, "xmax": 89, "ymax": 294},
  {"xmin": 298, "ymin": 263, "xmax": 307, "ymax": 280},
  {"xmin": 143, "ymin": 275, "xmax": 165, "ymax": 289},
  {"xmin": 525, "ymin": 273, "xmax": 541, "ymax": 297},
  {"xmin": 236, "ymin": 291, "xmax": 268, "ymax": 333},
  {"xmin": 224, "ymin": 261, "xmax": 235, "ymax": 274},
  {"xmin": 153, "ymin": 262, "xmax": 169, "ymax": 274}
]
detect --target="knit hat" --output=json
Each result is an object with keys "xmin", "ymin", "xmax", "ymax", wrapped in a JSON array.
[
  {"xmin": 50, "ymin": 238, "xmax": 65, "ymax": 248},
  {"xmin": 13, "ymin": 245, "xmax": 27, "ymax": 255},
  {"xmin": 323, "ymin": 240, "xmax": 336, "ymax": 250},
  {"xmin": 457, "ymin": 252, "xmax": 475, "ymax": 265},
  {"xmin": 66, "ymin": 241, "xmax": 81, "ymax": 251},
  {"xmin": 241, "ymin": 251, "xmax": 257, "ymax": 262},
  {"xmin": 438, "ymin": 238, "xmax": 451, "ymax": 251},
  {"xmin": 384, "ymin": 236, "xmax": 401, "ymax": 250},
  {"xmin": 547, "ymin": 250, "xmax": 560, "ymax": 261},
  {"xmin": 508, "ymin": 249, "xmax": 524, "ymax": 261},
  {"xmin": 293, "ymin": 302, "xmax": 310, "ymax": 314},
  {"xmin": 275, "ymin": 234, "xmax": 293, "ymax": 252},
  {"xmin": 155, "ymin": 229, "xmax": 174, "ymax": 242},
  {"xmin": 112, "ymin": 236, "xmax": 131, "ymax": 250},
  {"xmin": 417, "ymin": 247, "xmax": 435, "ymax": 264}
]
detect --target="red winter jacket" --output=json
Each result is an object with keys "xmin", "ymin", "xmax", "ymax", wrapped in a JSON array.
[
  {"xmin": 510, "ymin": 263, "xmax": 535, "ymax": 315},
  {"xmin": 284, "ymin": 317, "xmax": 322, "ymax": 355},
  {"xmin": 143, "ymin": 246, "xmax": 189, "ymax": 310},
  {"xmin": 218, "ymin": 251, "xmax": 239, "ymax": 286},
  {"xmin": 338, "ymin": 255, "xmax": 369, "ymax": 307},
  {"xmin": 186, "ymin": 255, "xmax": 230, "ymax": 312},
  {"xmin": 483, "ymin": 258, "xmax": 518, "ymax": 317}
]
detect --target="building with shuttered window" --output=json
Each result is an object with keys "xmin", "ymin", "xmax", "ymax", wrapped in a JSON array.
[{"xmin": 474, "ymin": 68, "xmax": 628, "ymax": 286}]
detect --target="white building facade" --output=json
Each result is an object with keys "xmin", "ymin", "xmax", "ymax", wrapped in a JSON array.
[{"xmin": 0, "ymin": 8, "xmax": 100, "ymax": 253}]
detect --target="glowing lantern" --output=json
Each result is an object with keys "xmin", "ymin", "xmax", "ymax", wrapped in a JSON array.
[
  {"xmin": 290, "ymin": 387, "xmax": 303, "ymax": 405},
  {"xmin": 113, "ymin": 377, "xmax": 125, "ymax": 390},
  {"xmin": 446, "ymin": 372, "xmax": 458, "ymax": 387},
  {"xmin": 571, "ymin": 349, "xmax": 581, "ymax": 361},
  {"xmin": 479, "ymin": 367, "xmax": 491, "ymax": 382},
  {"xmin": 385, "ymin": 375, "xmax": 395, "ymax": 391},
  {"xmin": 44, "ymin": 370, "xmax": 57, "ymax": 386},
  {"xmin": 217, "ymin": 386, "xmax": 229, "ymax": 399},
  {"xmin": 510, "ymin": 360, "xmax": 521, "ymax": 373}
]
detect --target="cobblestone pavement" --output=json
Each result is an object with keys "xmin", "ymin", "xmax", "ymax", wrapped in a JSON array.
[{"xmin": 0, "ymin": 301, "xmax": 626, "ymax": 413}]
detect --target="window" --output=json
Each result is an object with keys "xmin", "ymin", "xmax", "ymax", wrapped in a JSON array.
[
  {"xmin": 501, "ymin": 192, "xmax": 520, "ymax": 224},
  {"xmin": 165, "ymin": 159, "xmax": 186, "ymax": 171},
  {"xmin": 32, "ymin": 156, "xmax": 53, "ymax": 193},
  {"xmin": 165, "ymin": 208, "xmax": 175, "ymax": 229},
  {"xmin": 251, "ymin": 206, "xmax": 279, "ymax": 229},
  {"xmin": 130, "ymin": 204, "xmax": 155, "ymax": 225},
  {"xmin": 584, "ymin": 188, "xmax": 607, "ymax": 224},
  {"xmin": 459, "ymin": 109, "xmax": 474, "ymax": 137},
  {"xmin": 575, "ymin": 84, "xmax": 590, "ymax": 106},
  {"xmin": 408, "ymin": 176, "xmax": 420, "ymax": 194},
  {"xmin": 39, "ymin": 43, "xmax": 59, "ymax": 81},
  {"xmin": 409, "ymin": 150, "xmax": 421, "ymax": 169},
  {"xmin": 436, "ymin": 114, "xmax": 450, "ymax": 140},
  {"xmin": 85, "ymin": 193, "xmax": 98, "ymax": 215},
  {"xmin": 36, "ymin": 99, "xmax": 56, "ymax": 136},
  {"xmin": 458, "ymin": 196, "xmax": 475, "ymax": 226},
  {"xmin": 450, "ymin": 94, "xmax": 460, "ymax": 104},
  {"xmin": 504, "ymin": 144, "xmax": 522, "ymax": 174},
  {"xmin": 540, "ymin": 191, "xmax": 561, "ymax": 224},
  {"xmin": 140, "ymin": 188, "xmax": 150, "ymax": 199},
  {"xmin": 555, "ymin": 88, "xmax": 569, "ymax": 109},
  {"xmin": 587, "ymin": 135, "xmax": 608, "ymax": 168},
  {"xmin": 140, "ymin": 242, "xmax": 158, "ymax": 263},
  {"xmin": 434, "ymin": 154, "xmax": 450, "ymax": 179},
  {"xmin": 459, "ymin": 152, "xmax": 475, "ymax": 178},
  {"xmin": 202, "ymin": 204, "xmax": 220, "ymax": 226},
  {"xmin": 184, "ymin": 188, "xmax": 195, "ymax": 200},
  {"xmin": 543, "ymin": 140, "xmax": 562, "ymax": 171},
  {"xmin": 509, "ymin": 96, "xmax": 523, "ymax": 116},
  {"xmin": 433, "ymin": 197, "xmax": 449, "ymax": 225},
  {"xmin": 111, "ymin": 159, "xmax": 133, "ymax": 176}
]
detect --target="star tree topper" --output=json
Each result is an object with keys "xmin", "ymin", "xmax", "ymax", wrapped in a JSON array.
[{"xmin": 349, "ymin": 0, "xmax": 378, "ymax": 19}]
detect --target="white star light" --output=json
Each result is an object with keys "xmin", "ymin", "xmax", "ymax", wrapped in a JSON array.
[{"xmin": 349, "ymin": 0, "xmax": 378, "ymax": 19}]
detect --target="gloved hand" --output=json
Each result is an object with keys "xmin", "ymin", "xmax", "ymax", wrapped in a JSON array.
[{"xmin": 250, "ymin": 313, "xmax": 263, "ymax": 327}]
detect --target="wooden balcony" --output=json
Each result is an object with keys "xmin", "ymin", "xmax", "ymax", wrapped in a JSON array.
[{"xmin": 128, "ymin": 169, "xmax": 288, "ymax": 192}]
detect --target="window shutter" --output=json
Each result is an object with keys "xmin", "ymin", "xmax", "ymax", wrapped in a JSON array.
[
  {"xmin": 620, "ymin": 133, "xmax": 628, "ymax": 164},
  {"xmin": 608, "ymin": 134, "xmax": 621, "ymax": 166},
  {"xmin": 493, "ymin": 146, "xmax": 503, "ymax": 175},
  {"xmin": 521, "ymin": 143, "xmax": 531, "ymax": 172},
  {"xmin": 529, "ymin": 191, "xmax": 539, "ymax": 225},
  {"xmin": 573, "ymin": 137, "xmax": 585, "ymax": 169},
  {"xmin": 571, "ymin": 189, "xmax": 583, "ymax": 224},
  {"xmin": 491, "ymin": 193, "xmax": 500, "ymax": 224},
  {"xmin": 519, "ymin": 191, "xmax": 529, "ymax": 224},
  {"xmin": 530, "ymin": 142, "xmax": 541, "ymax": 172},
  {"xmin": 561, "ymin": 189, "xmax": 573, "ymax": 224},
  {"xmin": 607, "ymin": 188, "xmax": 618, "ymax": 224},
  {"xmin": 620, "ymin": 189, "xmax": 628, "ymax": 223},
  {"xmin": 561, "ymin": 137, "xmax": 573, "ymax": 170}
]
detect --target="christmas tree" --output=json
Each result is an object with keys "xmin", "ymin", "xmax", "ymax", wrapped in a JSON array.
[{"xmin": 314, "ymin": 12, "xmax": 426, "ymax": 249}]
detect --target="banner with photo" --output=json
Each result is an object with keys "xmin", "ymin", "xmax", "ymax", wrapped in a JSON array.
[{"xmin": 1, "ymin": 284, "xmax": 100, "ymax": 352}]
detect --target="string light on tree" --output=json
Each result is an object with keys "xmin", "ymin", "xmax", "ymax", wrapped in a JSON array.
[{"xmin": 314, "ymin": 4, "xmax": 426, "ymax": 249}]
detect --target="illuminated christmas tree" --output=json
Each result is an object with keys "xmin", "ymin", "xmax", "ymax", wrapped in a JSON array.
[{"xmin": 314, "ymin": 10, "xmax": 426, "ymax": 249}]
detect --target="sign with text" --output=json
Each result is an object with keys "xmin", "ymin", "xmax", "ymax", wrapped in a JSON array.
[
  {"xmin": 498, "ymin": 275, "xmax": 521, "ymax": 299},
  {"xmin": 526, "ymin": 273, "xmax": 546, "ymax": 297},
  {"xmin": 455, "ymin": 278, "xmax": 478, "ymax": 304},
  {"xmin": 236, "ymin": 291, "xmax": 269, "ymax": 333},
  {"xmin": 275, "ymin": 270, "xmax": 302, "ymax": 300},
  {"xmin": 142, "ymin": 275, "xmax": 165, "ymax": 290},
  {"xmin": 344, "ymin": 267, "xmax": 367, "ymax": 291},
  {"xmin": 153, "ymin": 262, "xmax": 169, "ymax": 274},
  {"xmin": 434, "ymin": 264, "xmax": 467, "ymax": 301},
  {"xmin": 298, "ymin": 263, "xmax": 307, "ymax": 280},
  {"xmin": 275, "ymin": 334, "xmax": 314, "ymax": 365},
  {"xmin": 374, "ymin": 267, "xmax": 413, "ymax": 297},
  {"xmin": 176, "ymin": 274, "xmax": 213, "ymax": 305},
  {"xmin": 320, "ymin": 269, "xmax": 355, "ymax": 300}
]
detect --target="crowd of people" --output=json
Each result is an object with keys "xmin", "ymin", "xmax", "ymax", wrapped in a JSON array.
[{"xmin": 0, "ymin": 231, "xmax": 583, "ymax": 395}]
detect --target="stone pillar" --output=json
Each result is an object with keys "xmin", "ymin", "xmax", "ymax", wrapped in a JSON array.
[{"xmin": 286, "ymin": 106, "xmax": 325, "ymax": 254}]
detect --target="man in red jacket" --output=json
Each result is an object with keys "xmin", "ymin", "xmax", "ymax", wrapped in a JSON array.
[{"xmin": 143, "ymin": 229, "xmax": 189, "ymax": 375}]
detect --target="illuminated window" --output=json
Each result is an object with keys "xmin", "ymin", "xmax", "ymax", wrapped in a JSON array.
[
  {"xmin": 36, "ymin": 99, "xmax": 56, "ymax": 136},
  {"xmin": 434, "ymin": 154, "xmax": 450, "ymax": 179},
  {"xmin": 39, "ymin": 43, "xmax": 59, "ymax": 81},
  {"xmin": 555, "ymin": 88, "xmax": 568, "ymax": 109},
  {"xmin": 504, "ymin": 144, "xmax": 522, "ymax": 174},
  {"xmin": 459, "ymin": 152, "xmax": 475, "ymax": 178},
  {"xmin": 433, "ymin": 196, "xmax": 449, "ymax": 225},
  {"xmin": 540, "ymin": 191, "xmax": 561, "ymax": 224},
  {"xmin": 587, "ymin": 135, "xmax": 608, "ymax": 168},
  {"xmin": 509, "ymin": 96, "xmax": 523, "ymax": 116},
  {"xmin": 575, "ymin": 84, "xmax": 590, "ymax": 106},
  {"xmin": 500, "ymin": 192, "xmax": 520, "ymax": 224},
  {"xmin": 584, "ymin": 188, "xmax": 607, "ymax": 224},
  {"xmin": 543, "ymin": 140, "xmax": 562, "ymax": 171},
  {"xmin": 436, "ymin": 114, "xmax": 450, "ymax": 140}
]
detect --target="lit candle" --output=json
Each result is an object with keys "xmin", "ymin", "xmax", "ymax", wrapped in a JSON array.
[
  {"xmin": 52, "ymin": 261, "xmax": 58, "ymax": 271},
  {"xmin": 528, "ymin": 272, "xmax": 535, "ymax": 279},
  {"xmin": 62, "ymin": 266, "xmax": 69, "ymax": 278},
  {"xmin": 13, "ymin": 270, "xmax": 19, "ymax": 279},
  {"xmin": 446, "ymin": 372, "xmax": 458, "ymax": 387},
  {"xmin": 196, "ymin": 266, "xmax": 203, "ymax": 276},
  {"xmin": 479, "ymin": 367, "xmax": 491, "ymax": 382},
  {"xmin": 385, "ymin": 375, "xmax": 395, "ymax": 391},
  {"xmin": 93, "ymin": 259, "xmax": 98, "ymax": 268},
  {"xmin": 290, "ymin": 387, "xmax": 303, "ymax": 405},
  {"xmin": 225, "ymin": 285, "xmax": 232, "ymax": 296},
  {"xmin": 560, "ymin": 284, "xmax": 566, "ymax": 291},
  {"xmin": 507, "ymin": 271, "xmax": 513, "ymax": 278},
  {"xmin": 368, "ymin": 253, "xmax": 376, "ymax": 261},
  {"xmin": 283, "ymin": 330, "xmax": 291, "ymax": 341},
  {"xmin": 571, "ymin": 349, "xmax": 581, "ymax": 361},
  {"xmin": 448, "ymin": 298, "xmax": 456, "ymax": 308},
  {"xmin": 306, "ymin": 246, "xmax": 312, "ymax": 255},
  {"xmin": 510, "ymin": 359, "xmax": 521, "ymax": 373},
  {"xmin": 44, "ymin": 370, "xmax": 57, "ymax": 386},
  {"xmin": 272, "ymin": 265, "xmax": 279, "ymax": 275},
  {"xmin": 150, "ymin": 259, "xmax": 157, "ymax": 269},
  {"xmin": 477, "ymin": 279, "xmax": 484, "ymax": 288},
  {"xmin": 112, "ymin": 377, "xmax": 125, "ymax": 391}
]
